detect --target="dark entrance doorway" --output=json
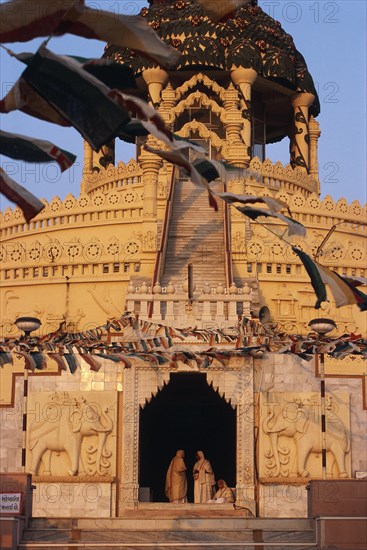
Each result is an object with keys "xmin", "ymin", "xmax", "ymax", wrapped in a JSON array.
[{"xmin": 139, "ymin": 373, "xmax": 236, "ymax": 502}]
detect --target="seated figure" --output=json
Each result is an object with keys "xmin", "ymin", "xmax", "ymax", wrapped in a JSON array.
[{"xmin": 208, "ymin": 479, "xmax": 235, "ymax": 503}]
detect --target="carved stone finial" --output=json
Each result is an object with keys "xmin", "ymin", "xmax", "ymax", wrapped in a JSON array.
[{"xmin": 152, "ymin": 281, "xmax": 162, "ymax": 294}]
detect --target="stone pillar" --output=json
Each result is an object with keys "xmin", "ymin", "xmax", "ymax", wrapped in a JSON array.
[
  {"xmin": 81, "ymin": 140, "xmax": 93, "ymax": 193},
  {"xmin": 309, "ymin": 115, "xmax": 321, "ymax": 193},
  {"xmin": 140, "ymin": 139, "xmax": 163, "ymax": 219},
  {"xmin": 142, "ymin": 67, "xmax": 169, "ymax": 108},
  {"xmin": 222, "ymin": 83, "xmax": 248, "ymax": 167},
  {"xmin": 139, "ymin": 140, "xmax": 163, "ymax": 270},
  {"xmin": 289, "ymin": 92, "xmax": 315, "ymax": 173},
  {"xmin": 230, "ymin": 67, "xmax": 258, "ymax": 164},
  {"xmin": 83, "ymin": 140, "xmax": 93, "ymax": 173}
]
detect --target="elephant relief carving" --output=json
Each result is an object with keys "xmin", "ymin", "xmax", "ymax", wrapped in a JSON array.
[
  {"xmin": 27, "ymin": 392, "xmax": 114, "ymax": 477},
  {"xmin": 262, "ymin": 395, "xmax": 350, "ymax": 479}
]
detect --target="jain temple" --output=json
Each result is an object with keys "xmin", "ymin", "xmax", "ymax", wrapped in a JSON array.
[{"xmin": 0, "ymin": 1, "xmax": 366, "ymax": 549}]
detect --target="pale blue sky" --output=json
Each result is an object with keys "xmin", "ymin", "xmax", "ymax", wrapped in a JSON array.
[{"xmin": 0, "ymin": 0, "xmax": 366, "ymax": 211}]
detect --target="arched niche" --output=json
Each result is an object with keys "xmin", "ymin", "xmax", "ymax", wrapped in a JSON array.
[{"xmin": 119, "ymin": 358, "xmax": 255, "ymax": 515}]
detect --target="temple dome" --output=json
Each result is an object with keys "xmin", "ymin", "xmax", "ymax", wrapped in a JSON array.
[{"xmin": 105, "ymin": 0, "xmax": 319, "ymax": 117}]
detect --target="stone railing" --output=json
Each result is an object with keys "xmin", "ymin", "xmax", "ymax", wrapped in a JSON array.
[
  {"xmin": 81, "ymin": 159, "xmax": 143, "ymax": 195},
  {"xmin": 244, "ymin": 157, "xmax": 319, "ymax": 196},
  {"xmin": 0, "ymin": 187, "xmax": 144, "ymax": 236},
  {"xmin": 125, "ymin": 281, "xmax": 254, "ymax": 328}
]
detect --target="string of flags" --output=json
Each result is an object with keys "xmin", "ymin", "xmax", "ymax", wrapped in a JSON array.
[{"xmin": 0, "ymin": 312, "xmax": 366, "ymax": 374}]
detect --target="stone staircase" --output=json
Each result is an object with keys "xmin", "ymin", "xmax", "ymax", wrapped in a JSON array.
[
  {"xmin": 19, "ymin": 514, "xmax": 317, "ymax": 549},
  {"xmin": 161, "ymin": 177, "xmax": 228, "ymax": 288}
]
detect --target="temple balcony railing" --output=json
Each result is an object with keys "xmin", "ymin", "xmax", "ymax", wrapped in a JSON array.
[
  {"xmin": 125, "ymin": 282, "xmax": 254, "ymax": 329},
  {"xmin": 241, "ymin": 157, "xmax": 319, "ymax": 197}
]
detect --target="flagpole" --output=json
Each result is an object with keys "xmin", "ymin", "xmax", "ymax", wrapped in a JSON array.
[
  {"xmin": 15, "ymin": 317, "xmax": 42, "ymax": 472},
  {"xmin": 319, "ymin": 351, "xmax": 327, "ymax": 480},
  {"xmin": 308, "ymin": 318, "xmax": 337, "ymax": 480}
]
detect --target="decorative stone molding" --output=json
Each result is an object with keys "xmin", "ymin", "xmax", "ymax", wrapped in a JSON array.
[
  {"xmin": 175, "ymin": 73, "xmax": 226, "ymax": 102},
  {"xmin": 176, "ymin": 120, "xmax": 224, "ymax": 152},
  {"xmin": 125, "ymin": 280, "xmax": 254, "ymax": 328},
  {"xmin": 173, "ymin": 90, "xmax": 226, "ymax": 120}
]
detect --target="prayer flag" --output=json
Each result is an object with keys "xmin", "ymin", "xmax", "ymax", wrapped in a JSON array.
[
  {"xmin": 292, "ymin": 247, "xmax": 327, "ymax": 309},
  {"xmin": 293, "ymin": 249, "xmax": 367, "ymax": 312},
  {"xmin": 216, "ymin": 192, "xmax": 288, "ymax": 214},
  {"xmin": 0, "ymin": 77, "xmax": 71, "ymax": 126},
  {"xmin": 0, "ymin": 167, "xmax": 44, "ymax": 221},
  {"xmin": 332, "ymin": 272, "xmax": 367, "ymax": 312},
  {"xmin": 237, "ymin": 206, "xmax": 306, "ymax": 236},
  {"xmin": 0, "ymin": 130, "xmax": 76, "ymax": 171},
  {"xmin": 315, "ymin": 264, "xmax": 357, "ymax": 308},
  {"xmin": 144, "ymin": 145, "xmax": 219, "ymax": 210},
  {"xmin": 17, "ymin": 44, "xmax": 131, "ymax": 150},
  {"xmin": 338, "ymin": 275, "xmax": 367, "ymax": 288},
  {"xmin": 0, "ymin": 0, "xmax": 78, "ymax": 42},
  {"xmin": 0, "ymin": 0, "xmax": 180, "ymax": 68},
  {"xmin": 69, "ymin": 57, "xmax": 136, "ymax": 91}
]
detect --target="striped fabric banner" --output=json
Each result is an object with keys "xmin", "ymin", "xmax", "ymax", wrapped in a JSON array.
[
  {"xmin": 237, "ymin": 206, "xmax": 306, "ymax": 236},
  {"xmin": 0, "ymin": 130, "xmax": 76, "ymax": 171},
  {"xmin": 0, "ymin": 77, "xmax": 71, "ymax": 126},
  {"xmin": 144, "ymin": 145, "xmax": 219, "ymax": 211},
  {"xmin": 0, "ymin": 0, "xmax": 180, "ymax": 68},
  {"xmin": 293, "ymin": 246, "xmax": 367, "ymax": 311},
  {"xmin": 0, "ymin": 167, "xmax": 44, "ymax": 221},
  {"xmin": 292, "ymin": 247, "xmax": 327, "ymax": 308},
  {"xmin": 17, "ymin": 44, "xmax": 131, "ymax": 151}
]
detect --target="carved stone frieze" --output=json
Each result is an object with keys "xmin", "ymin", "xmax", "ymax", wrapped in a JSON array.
[
  {"xmin": 26, "ymin": 392, "xmax": 117, "ymax": 478},
  {"xmin": 176, "ymin": 121, "xmax": 224, "ymax": 151},
  {"xmin": 259, "ymin": 392, "xmax": 351, "ymax": 481}
]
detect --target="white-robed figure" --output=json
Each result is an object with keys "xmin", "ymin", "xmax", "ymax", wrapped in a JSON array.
[
  {"xmin": 193, "ymin": 450, "xmax": 216, "ymax": 503},
  {"xmin": 165, "ymin": 450, "xmax": 188, "ymax": 503},
  {"xmin": 209, "ymin": 479, "xmax": 235, "ymax": 503}
]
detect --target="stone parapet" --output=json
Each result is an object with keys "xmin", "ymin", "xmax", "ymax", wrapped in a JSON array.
[{"xmin": 125, "ymin": 280, "xmax": 254, "ymax": 328}]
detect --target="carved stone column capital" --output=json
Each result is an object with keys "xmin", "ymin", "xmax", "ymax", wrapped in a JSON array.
[
  {"xmin": 230, "ymin": 67, "xmax": 258, "ymax": 89},
  {"xmin": 142, "ymin": 67, "xmax": 169, "ymax": 108}
]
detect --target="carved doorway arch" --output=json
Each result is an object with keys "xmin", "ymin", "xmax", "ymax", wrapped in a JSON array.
[
  {"xmin": 119, "ymin": 358, "xmax": 255, "ymax": 514},
  {"xmin": 139, "ymin": 372, "xmax": 236, "ymax": 502}
]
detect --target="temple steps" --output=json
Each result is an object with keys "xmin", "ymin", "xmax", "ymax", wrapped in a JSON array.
[
  {"xmin": 161, "ymin": 177, "xmax": 227, "ymax": 287},
  {"xmin": 19, "ymin": 517, "xmax": 317, "ymax": 549}
]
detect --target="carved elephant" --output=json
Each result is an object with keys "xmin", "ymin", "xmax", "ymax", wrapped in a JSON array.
[
  {"xmin": 28, "ymin": 400, "xmax": 113, "ymax": 476},
  {"xmin": 262, "ymin": 401, "xmax": 350, "ymax": 478}
]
